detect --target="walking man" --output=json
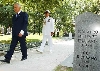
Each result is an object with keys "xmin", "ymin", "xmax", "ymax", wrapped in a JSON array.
[
  {"xmin": 1, "ymin": 3, "xmax": 28, "ymax": 63},
  {"xmin": 36, "ymin": 10, "xmax": 54, "ymax": 53}
]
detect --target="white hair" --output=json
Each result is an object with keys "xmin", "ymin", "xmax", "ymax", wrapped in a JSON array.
[{"xmin": 14, "ymin": 3, "xmax": 21, "ymax": 7}]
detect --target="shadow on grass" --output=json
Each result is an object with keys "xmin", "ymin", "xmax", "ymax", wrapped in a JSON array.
[{"xmin": 54, "ymin": 65, "xmax": 73, "ymax": 71}]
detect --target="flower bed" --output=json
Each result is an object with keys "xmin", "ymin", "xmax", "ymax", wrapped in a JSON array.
[{"xmin": 0, "ymin": 39, "xmax": 41, "ymax": 53}]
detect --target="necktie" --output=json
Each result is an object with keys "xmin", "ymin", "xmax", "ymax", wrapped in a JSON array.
[{"xmin": 16, "ymin": 13, "xmax": 18, "ymax": 17}]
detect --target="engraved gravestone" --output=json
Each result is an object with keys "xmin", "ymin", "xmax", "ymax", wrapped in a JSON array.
[{"xmin": 73, "ymin": 12, "xmax": 100, "ymax": 71}]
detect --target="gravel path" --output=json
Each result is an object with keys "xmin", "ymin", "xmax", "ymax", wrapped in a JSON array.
[{"xmin": 0, "ymin": 39, "xmax": 74, "ymax": 71}]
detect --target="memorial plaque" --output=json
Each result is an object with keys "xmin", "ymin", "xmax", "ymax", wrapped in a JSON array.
[{"xmin": 73, "ymin": 12, "xmax": 100, "ymax": 71}]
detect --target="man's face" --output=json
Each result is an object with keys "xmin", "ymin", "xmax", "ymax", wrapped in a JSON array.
[
  {"xmin": 14, "ymin": 4, "xmax": 20, "ymax": 13},
  {"xmin": 45, "ymin": 13, "xmax": 49, "ymax": 17}
]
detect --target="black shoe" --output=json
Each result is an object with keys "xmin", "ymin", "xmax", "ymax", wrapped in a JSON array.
[
  {"xmin": 21, "ymin": 57, "xmax": 27, "ymax": 61},
  {"xmin": 0, "ymin": 59, "xmax": 10, "ymax": 63}
]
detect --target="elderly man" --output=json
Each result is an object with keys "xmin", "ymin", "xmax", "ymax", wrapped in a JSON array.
[
  {"xmin": 36, "ymin": 10, "xmax": 54, "ymax": 53},
  {"xmin": 1, "ymin": 3, "xmax": 28, "ymax": 63}
]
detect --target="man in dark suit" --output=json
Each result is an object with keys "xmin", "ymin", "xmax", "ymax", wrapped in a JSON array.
[{"xmin": 1, "ymin": 3, "xmax": 28, "ymax": 63}]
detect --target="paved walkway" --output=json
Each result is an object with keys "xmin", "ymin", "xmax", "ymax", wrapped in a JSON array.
[{"xmin": 0, "ymin": 39, "xmax": 74, "ymax": 71}]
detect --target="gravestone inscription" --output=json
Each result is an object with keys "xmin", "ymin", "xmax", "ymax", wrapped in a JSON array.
[{"xmin": 73, "ymin": 12, "xmax": 100, "ymax": 71}]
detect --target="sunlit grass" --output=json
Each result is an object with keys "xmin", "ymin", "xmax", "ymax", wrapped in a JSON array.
[
  {"xmin": 54, "ymin": 65, "xmax": 73, "ymax": 71},
  {"xmin": 0, "ymin": 35, "xmax": 12, "ymax": 41},
  {"xmin": 0, "ymin": 33, "xmax": 42, "ymax": 44},
  {"xmin": 0, "ymin": 33, "xmax": 42, "ymax": 41},
  {"xmin": 0, "ymin": 33, "xmax": 62, "ymax": 44},
  {"xmin": 26, "ymin": 33, "xmax": 42, "ymax": 40}
]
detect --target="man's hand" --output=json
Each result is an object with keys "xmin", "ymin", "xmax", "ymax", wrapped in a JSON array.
[
  {"xmin": 18, "ymin": 33, "xmax": 23, "ymax": 37},
  {"xmin": 51, "ymin": 32, "xmax": 54, "ymax": 36}
]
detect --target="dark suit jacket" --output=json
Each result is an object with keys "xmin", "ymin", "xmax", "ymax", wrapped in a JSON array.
[{"xmin": 12, "ymin": 11, "xmax": 28, "ymax": 36}]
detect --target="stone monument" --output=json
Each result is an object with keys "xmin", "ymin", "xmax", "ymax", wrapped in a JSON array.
[
  {"xmin": 73, "ymin": 12, "xmax": 100, "ymax": 71},
  {"xmin": 69, "ymin": 32, "xmax": 72, "ymax": 39}
]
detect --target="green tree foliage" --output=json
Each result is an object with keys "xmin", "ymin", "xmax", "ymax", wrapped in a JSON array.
[
  {"xmin": 0, "ymin": 0, "xmax": 100, "ymax": 35},
  {"xmin": 0, "ymin": 2, "xmax": 15, "ymax": 34}
]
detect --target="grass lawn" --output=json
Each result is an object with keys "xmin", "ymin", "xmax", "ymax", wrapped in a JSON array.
[
  {"xmin": 0, "ymin": 33, "xmax": 43, "ymax": 43},
  {"xmin": 0, "ymin": 33, "xmax": 42, "ymax": 41},
  {"xmin": 0, "ymin": 33, "xmax": 61, "ymax": 42},
  {"xmin": 0, "ymin": 35, "xmax": 12, "ymax": 41},
  {"xmin": 26, "ymin": 33, "xmax": 43, "ymax": 40},
  {"xmin": 54, "ymin": 65, "xmax": 73, "ymax": 71},
  {"xmin": 0, "ymin": 33, "xmax": 62, "ymax": 44},
  {"xmin": 0, "ymin": 34, "xmax": 42, "ymax": 41}
]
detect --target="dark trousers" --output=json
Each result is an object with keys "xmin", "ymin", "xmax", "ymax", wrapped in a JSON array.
[{"xmin": 5, "ymin": 36, "xmax": 27, "ymax": 60}]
